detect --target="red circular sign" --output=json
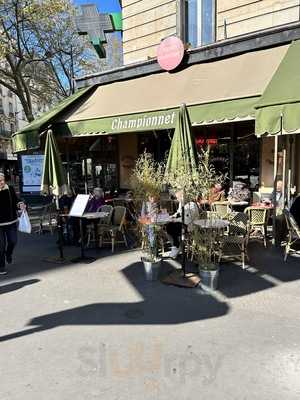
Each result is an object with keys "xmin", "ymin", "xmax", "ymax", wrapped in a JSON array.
[{"xmin": 157, "ymin": 36, "xmax": 185, "ymax": 71}]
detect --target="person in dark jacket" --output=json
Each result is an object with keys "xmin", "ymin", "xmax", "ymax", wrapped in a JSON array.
[{"xmin": 0, "ymin": 173, "xmax": 25, "ymax": 274}]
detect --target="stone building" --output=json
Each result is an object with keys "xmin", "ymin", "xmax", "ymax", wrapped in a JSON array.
[{"xmin": 12, "ymin": 1, "xmax": 300, "ymax": 200}]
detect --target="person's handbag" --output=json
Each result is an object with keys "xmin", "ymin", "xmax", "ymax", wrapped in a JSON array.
[{"xmin": 18, "ymin": 210, "xmax": 32, "ymax": 234}]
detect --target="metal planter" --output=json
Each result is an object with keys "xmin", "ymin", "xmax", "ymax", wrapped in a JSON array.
[
  {"xmin": 199, "ymin": 265, "xmax": 220, "ymax": 291},
  {"xmin": 141, "ymin": 257, "xmax": 161, "ymax": 281}
]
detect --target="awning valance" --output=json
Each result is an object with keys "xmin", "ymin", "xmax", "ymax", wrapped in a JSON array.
[
  {"xmin": 13, "ymin": 43, "xmax": 289, "ymax": 152},
  {"xmin": 255, "ymin": 40, "xmax": 300, "ymax": 136}
]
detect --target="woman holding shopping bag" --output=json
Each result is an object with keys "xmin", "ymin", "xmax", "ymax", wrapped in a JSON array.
[{"xmin": 0, "ymin": 172, "xmax": 25, "ymax": 275}]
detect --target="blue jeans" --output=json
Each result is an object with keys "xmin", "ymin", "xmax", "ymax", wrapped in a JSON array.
[{"xmin": 0, "ymin": 223, "xmax": 17, "ymax": 268}]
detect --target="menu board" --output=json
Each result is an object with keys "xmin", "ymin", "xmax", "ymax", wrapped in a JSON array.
[
  {"xmin": 69, "ymin": 194, "xmax": 90, "ymax": 217},
  {"xmin": 22, "ymin": 155, "xmax": 44, "ymax": 192}
]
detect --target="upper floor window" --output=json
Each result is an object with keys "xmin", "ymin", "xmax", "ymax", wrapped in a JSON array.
[
  {"xmin": 8, "ymin": 90, "xmax": 13, "ymax": 98},
  {"xmin": 9, "ymin": 102, "xmax": 13, "ymax": 115},
  {"xmin": 0, "ymin": 98, "xmax": 3, "ymax": 112},
  {"xmin": 186, "ymin": 0, "xmax": 216, "ymax": 48}
]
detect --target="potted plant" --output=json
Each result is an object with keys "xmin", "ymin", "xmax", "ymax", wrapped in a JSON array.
[
  {"xmin": 192, "ymin": 218, "xmax": 221, "ymax": 290},
  {"xmin": 191, "ymin": 149, "xmax": 225, "ymax": 290},
  {"xmin": 130, "ymin": 153, "xmax": 165, "ymax": 281}
]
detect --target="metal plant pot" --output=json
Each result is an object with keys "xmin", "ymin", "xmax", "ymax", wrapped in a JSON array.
[
  {"xmin": 199, "ymin": 265, "xmax": 220, "ymax": 291},
  {"xmin": 141, "ymin": 257, "xmax": 161, "ymax": 281}
]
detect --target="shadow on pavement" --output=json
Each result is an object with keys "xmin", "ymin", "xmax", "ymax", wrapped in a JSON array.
[
  {"xmin": 0, "ymin": 262, "xmax": 230, "ymax": 343},
  {"xmin": 0, "ymin": 279, "xmax": 40, "ymax": 295}
]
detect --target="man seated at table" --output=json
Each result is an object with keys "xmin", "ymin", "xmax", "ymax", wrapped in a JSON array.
[
  {"xmin": 166, "ymin": 190, "xmax": 200, "ymax": 258},
  {"xmin": 86, "ymin": 187, "xmax": 105, "ymax": 213}
]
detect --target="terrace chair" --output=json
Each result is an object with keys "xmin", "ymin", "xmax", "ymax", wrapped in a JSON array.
[
  {"xmin": 86, "ymin": 205, "xmax": 113, "ymax": 248},
  {"xmin": 219, "ymin": 212, "xmax": 249, "ymax": 269},
  {"xmin": 211, "ymin": 202, "xmax": 232, "ymax": 219},
  {"xmin": 112, "ymin": 198, "xmax": 127, "ymax": 207},
  {"xmin": 283, "ymin": 209, "xmax": 300, "ymax": 262},
  {"xmin": 98, "ymin": 206, "xmax": 128, "ymax": 253},
  {"xmin": 245, "ymin": 206, "xmax": 269, "ymax": 248},
  {"xmin": 40, "ymin": 203, "xmax": 58, "ymax": 234}
]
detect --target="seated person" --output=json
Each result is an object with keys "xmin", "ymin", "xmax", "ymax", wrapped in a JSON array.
[
  {"xmin": 228, "ymin": 181, "xmax": 250, "ymax": 203},
  {"xmin": 166, "ymin": 190, "xmax": 200, "ymax": 258},
  {"xmin": 272, "ymin": 180, "xmax": 284, "ymax": 210},
  {"xmin": 141, "ymin": 193, "xmax": 160, "ymax": 220},
  {"xmin": 86, "ymin": 187, "xmax": 105, "ymax": 213},
  {"xmin": 59, "ymin": 188, "xmax": 75, "ymax": 212},
  {"xmin": 208, "ymin": 183, "xmax": 225, "ymax": 204}
]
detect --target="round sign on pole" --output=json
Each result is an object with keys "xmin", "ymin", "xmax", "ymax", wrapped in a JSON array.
[{"xmin": 157, "ymin": 36, "xmax": 185, "ymax": 71}]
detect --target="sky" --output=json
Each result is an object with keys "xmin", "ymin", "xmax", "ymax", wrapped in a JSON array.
[{"xmin": 74, "ymin": 0, "xmax": 121, "ymax": 13}]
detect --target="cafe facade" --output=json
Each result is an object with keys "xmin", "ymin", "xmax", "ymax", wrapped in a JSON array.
[{"xmin": 12, "ymin": 22, "xmax": 300, "ymax": 202}]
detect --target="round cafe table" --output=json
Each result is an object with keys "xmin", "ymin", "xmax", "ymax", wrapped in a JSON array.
[{"xmin": 193, "ymin": 219, "xmax": 229, "ymax": 229}]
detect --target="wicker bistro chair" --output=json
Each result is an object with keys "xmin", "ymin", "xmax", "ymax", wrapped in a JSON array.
[
  {"xmin": 86, "ymin": 205, "xmax": 114, "ymax": 248},
  {"xmin": 283, "ymin": 209, "xmax": 300, "ymax": 262},
  {"xmin": 245, "ymin": 207, "xmax": 269, "ymax": 248},
  {"xmin": 219, "ymin": 212, "xmax": 249, "ymax": 269},
  {"xmin": 211, "ymin": 202, "xmax": 232, "ymax": 219},
  {"xmin": 28, "ymin": 203, "xmax": 57, "ymax": 234},
  {"xmin": 98, "ymin": 206, "xmax": 128, "ymax": 253}
]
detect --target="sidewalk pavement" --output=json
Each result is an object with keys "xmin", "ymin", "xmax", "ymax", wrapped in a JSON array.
[{"xmin": 1, "ymin": 233, "xmax": 300, "ymax": 400}]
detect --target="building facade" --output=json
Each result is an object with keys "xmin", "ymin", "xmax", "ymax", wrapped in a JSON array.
[{"xmin": 13, "ymin": 1, "xmax": 300, "ymax": 202}]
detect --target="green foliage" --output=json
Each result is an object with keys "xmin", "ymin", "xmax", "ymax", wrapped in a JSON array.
[
  {"xmin": 130, "ymin": 152, "xmax": 165, "ymax": 202},
  {"xmin": 164, "ymin": 148, "xmax": 224, "ymax": 202},
  {"xmin": 0, "ymin": 0, "xmax": 100, "ymax": 122}
]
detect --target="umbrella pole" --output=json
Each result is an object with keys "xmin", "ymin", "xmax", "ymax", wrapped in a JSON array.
[
  {"xmin": 181, "ymin": 195, "xmax": 186, "ymax": 276},
  {"xmin": 55, "ymin": 196, "xmax": 64, "ymax": 260}
]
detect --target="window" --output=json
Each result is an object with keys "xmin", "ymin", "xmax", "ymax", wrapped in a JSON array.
[
  {"xmin": 9, "ymin": 102, "xmax": 13, "ymax": 115},
  {"xmin": 8, "ymin": 90, "xmax": 13, "ymax": 98},
  {"xmin": 186, "ymin": 0, "xmax": 216, "ymax": 48},
  {"xmin": 0, "ymin": 98, "xmax": 3, "ymax": 113},
  {"xmin": 10, "ymin": 123, "xmax": 15, "ymax": 134},
  {"xmin": 0, "ymin": 122, "xmax": 4, "ymax": 134}
]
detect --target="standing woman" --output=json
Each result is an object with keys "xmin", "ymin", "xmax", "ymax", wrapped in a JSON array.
[{"xmin": 0, "ymin": 173, "xmax": 25, "ymax": 275}]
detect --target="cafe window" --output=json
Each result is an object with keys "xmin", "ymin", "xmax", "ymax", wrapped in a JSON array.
[
  {"xmin": 194, "ymin": 122, "xmax": 260, "ymax": 191},
  {"xmin": 186, "ymin": 0, "xmax": 216, "ymax": 48}
]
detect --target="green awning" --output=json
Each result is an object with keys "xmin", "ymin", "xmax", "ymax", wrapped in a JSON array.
[
  {"xmin": 50, "ymin": 96, "xmax": 258, "ymax": 138},
  {"xmin": 13, "ymin": 43, "xmax": 288, "ymax": 151},
  {"xmin": 12, "ymin": 86, "xmax": 95, "ymax": 152},
  {"xmin": 255, "ymin": 40, "xmax": 300, "ymax": 136}
]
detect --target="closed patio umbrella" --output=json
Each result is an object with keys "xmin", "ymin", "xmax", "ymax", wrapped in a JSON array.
[
  {"xmin": 41, "ymin": 130, "xmax": 68, "ymax": 197},
  {"xmin": 165, "ymin": 104, "xmax": 198, "ymax": 277},
  {"xmin": 41, "ymin": 130, "xmax": 68, "ymax": 262}
]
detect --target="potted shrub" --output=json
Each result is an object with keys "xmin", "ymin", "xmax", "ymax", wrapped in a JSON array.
[
  {"xmin": 192, "ymin": 218, "xmax": 221, "ymax": 290},
  {"xmin": 191, "ymin": 150, "xmax": 225, "ymax": 290},
  {"xmin": 130, "ymin": 153, "xmax": 165, "ymax": 281}
]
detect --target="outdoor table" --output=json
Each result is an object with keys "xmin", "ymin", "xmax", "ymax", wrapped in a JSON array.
[
  {"xmin": 61, "ymin": 211, "xmax": 109, "ymax": 263},
  {"xmin": 193, "ymin": 219, "xmax": 229, "ymax": 229},
  {"xmin": 229, "ymin": 201, "xmax": 249, "ymax": 212}
]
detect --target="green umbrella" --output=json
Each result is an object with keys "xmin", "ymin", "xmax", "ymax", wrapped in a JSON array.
[
  {"xmin": 165, "ymin": 104, "xmax": 198, "ymax": 276},
  {"xmin": 41, "ymin": 130, "xmax": 68, "ymax": 197},
  {"xmin": 165, "ymin": 103, "xmax": 197, "ymax": 176}
]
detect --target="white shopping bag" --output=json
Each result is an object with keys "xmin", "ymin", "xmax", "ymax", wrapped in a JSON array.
[{"xmin": 18, "ymin": 210, "xmax": 32, "ymax": 234}]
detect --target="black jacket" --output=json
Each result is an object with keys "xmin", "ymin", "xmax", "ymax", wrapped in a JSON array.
[{"xmin": 0, "ymin": 185, "xmax": 20, "ymax": 225}]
